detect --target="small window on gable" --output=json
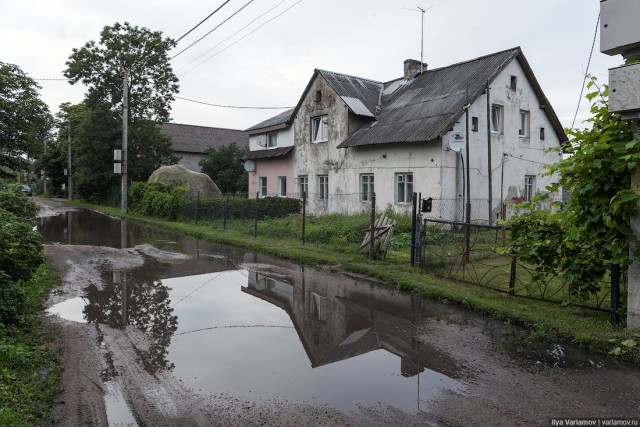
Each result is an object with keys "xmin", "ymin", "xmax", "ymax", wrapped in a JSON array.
[
  {"xmin": 510, "ymin": 75, "xmax": 517, "ymax": 90},
  {"xmin": 315, "ymin": 90, "xmax": 322, "ymax": 102},
  {"xmin": 524, "ymin": 175, "xmax": 536, "ymax": 202},
  {"xmin": 540, "ymin": 127, "xmax": 545, "ymax": 141},
  {"xmin": 472, "ymin": 117, "xmax": 479, "ymax": 132}
]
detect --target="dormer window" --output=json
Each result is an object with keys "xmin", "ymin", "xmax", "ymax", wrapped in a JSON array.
[{"xmin": 267, "ymin": 132, "xmax": 277, "ymax": 148}]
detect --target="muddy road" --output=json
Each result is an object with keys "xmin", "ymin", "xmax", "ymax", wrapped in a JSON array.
[{"xmin": 36, "ymin": 198, "xmax": 640, "ymax": 426}]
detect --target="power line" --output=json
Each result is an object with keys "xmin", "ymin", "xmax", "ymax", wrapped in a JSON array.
[
  {"xmin": 172, "ymin": 0, "xmax": 255, "ymax": 60},
  {"xmin": 175, "ymin": 0, "xmax": 232, "ymax": 43},
  {"xmin": 571, "ymin": 13, "xmax": 600, "ymax": 130},
  {"xmin": 175, "ymin": 0, "xmax": 287, "ymax": 73},
  {"xmin": 180, "ymin": 0, "xmax": 304, "ymax": 76},
  {"xmin": 175, "ymin": 95, "xmax": 292, "ymax": 109}
]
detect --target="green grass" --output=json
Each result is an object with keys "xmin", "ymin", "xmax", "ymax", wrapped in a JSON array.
[
  {"xmin": 72, "ymin": 201, "xmax": 640, "ymax": 365},
  {"xmin": 0, "ymin": 262, "xmax": 62, "ymax": 425}
]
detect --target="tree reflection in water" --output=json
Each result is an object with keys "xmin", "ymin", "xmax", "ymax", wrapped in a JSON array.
[{"xmin": 83, "ymin": 276, "xmax": 178, "ymax": 374}]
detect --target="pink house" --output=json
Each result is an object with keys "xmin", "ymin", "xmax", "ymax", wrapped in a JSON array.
[{"xmin": 244, "ymin": 109, "xmax": 295, "ymax": 198}]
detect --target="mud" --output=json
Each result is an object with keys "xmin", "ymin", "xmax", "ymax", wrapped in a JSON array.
[{"xmin": 35, "ymin": 198, "xmax": 640, "ymax": 426}]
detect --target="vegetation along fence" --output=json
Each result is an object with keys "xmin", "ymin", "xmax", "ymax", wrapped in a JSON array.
[{"xmin": 419, "ymin": 217, "xmax": 626, "ymax": 315}]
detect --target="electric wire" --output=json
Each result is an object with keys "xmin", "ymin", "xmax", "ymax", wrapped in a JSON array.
[
  {"xmin": 571, "ymin": 13, "xmax": 600, "ymax": 130},
  {"xmin": 171, "ymin": 0, "xmax": 255, "ymax": 60},
  {"xmin": 175, "ymin": 0, "xmax": 287, "ymax": 73},
  {"xmin": 175, "ymin": 95, "xmax": 292, "ymax": 109},
  {"xmin": 179, "ymin": 0, "xmax": 304, "ymax": 76},
  {"xmin": 174, "ymin": 0, "xmax": 231, "ymax": 43}
]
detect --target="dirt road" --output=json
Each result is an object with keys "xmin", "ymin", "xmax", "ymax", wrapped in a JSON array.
[{"xmin": 38, "ymin": 198, "xmax": 640, "ymax": 426}]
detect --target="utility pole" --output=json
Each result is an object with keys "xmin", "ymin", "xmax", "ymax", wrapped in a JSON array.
[
  {"xmin": 121, "ymin": 70, "xmax": 129, "ymax": 214},
  {"xmin": 67, "ymin": 123, "xmax": 72, "ymax": 201}
]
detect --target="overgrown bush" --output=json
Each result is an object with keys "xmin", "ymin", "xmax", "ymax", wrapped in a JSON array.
[
  {"xmin": 130, "ymin": 182, "xmax": 301, "ymax": 221},
  {"xmin": 129, "ymin": 181, "xmax": 186, "ymax": 220}
]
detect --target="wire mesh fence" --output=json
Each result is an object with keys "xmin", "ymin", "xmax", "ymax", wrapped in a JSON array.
[{"xmin": 420, "ymin": 218, "xmax": 624, "ymax": 312}]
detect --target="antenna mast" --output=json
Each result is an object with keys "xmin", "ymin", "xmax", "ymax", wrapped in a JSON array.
[{"xmin": 404, "ymin": 5, "xmax": 432, "ymax": 73}]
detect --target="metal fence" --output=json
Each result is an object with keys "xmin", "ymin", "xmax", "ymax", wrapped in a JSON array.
[{"xmin": 419, "ymin": 218, "xmax": 625, "ymax": 313}]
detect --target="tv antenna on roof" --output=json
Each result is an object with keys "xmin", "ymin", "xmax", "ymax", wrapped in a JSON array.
[{"xmin": 403, "ymin": 5, "xmax": 433, "ymax": 73}]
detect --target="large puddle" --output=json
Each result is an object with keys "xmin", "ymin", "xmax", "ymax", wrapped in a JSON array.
[{"xmin": 40, "ymin": 208, "xmax": 616, "ymax": 419}]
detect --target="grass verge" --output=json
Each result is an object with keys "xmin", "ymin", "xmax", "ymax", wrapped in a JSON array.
[
  {"xmin": 0, "ymin": 262, "xmax": 62, "ymax": 425},
  {"xmin": 72, "ymin": 201, "xmax": 640, "ymax": 365}
]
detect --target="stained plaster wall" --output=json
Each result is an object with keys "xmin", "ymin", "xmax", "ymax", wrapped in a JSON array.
[{"xmin": 439, "ymin": 59, "xmax": 563, "ymax": 222}]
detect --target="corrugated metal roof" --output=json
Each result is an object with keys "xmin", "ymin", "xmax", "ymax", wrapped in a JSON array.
[
  {"xmin": 317, "ymin": 70, "xmax": 383, "ymax": 118},
  {"xmin": 245, "ymin": 108, "xmax": 294, "ymax": 132},
  {"xmin": 244, "ymin": 146, "xmax": 294, "ymax": 160},
  {"xmin": 342, "ymin": 96, "xmax": 374, "ymax": 117},
  {"xmin": 160, "ymin": 123, "xmax": 249, "ymax": 154},
  {"xmin": 338, "ymin": 48, "xmax": 523, "ymax": 148}
]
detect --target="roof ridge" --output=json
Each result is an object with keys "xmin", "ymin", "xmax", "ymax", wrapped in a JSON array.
[
  {"xmin": 315, "ymin": 69, "xmax": 383, "ymax": 86},
  {"xmin": 163, "ymin": 122, "xmax": 246, "ymax": 132},
  {"xmin": 425, "ymin": 47, "xmax": 521, "ymax": 74}
]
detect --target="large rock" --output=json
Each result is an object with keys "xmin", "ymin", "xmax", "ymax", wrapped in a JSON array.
[{"xmin": 148, "ymin": 164, "xmax": 221, "ymax": 199}]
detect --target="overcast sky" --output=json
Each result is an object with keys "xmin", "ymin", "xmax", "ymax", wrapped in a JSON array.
[{"xmin": 0, "ymin": 0, "xmax": 623, "ymax": 132}]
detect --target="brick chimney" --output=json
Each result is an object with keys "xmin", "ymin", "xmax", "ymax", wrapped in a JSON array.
[{"xmin": 403, "ymin": 59, "xmax": 428, "ymax": 79}]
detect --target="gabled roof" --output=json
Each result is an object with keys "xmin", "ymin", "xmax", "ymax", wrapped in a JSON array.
[
  {"xmin": 338, "ymin": 47, "xmax": 568, "ymax": 148},
  {"xmin": 288, "ymin": 69, "xmax": 384, "ymax": 122},
  {"xmin": 245, "ymin": 108, "xmax": 295, "ymax": 134},
  {"xmin": 160, "ymin": 123, "xmax": 249, "ymax": 154},
  {"xmin": 316, "ymin": 70, "xmax": 384, "ymax": 118}
]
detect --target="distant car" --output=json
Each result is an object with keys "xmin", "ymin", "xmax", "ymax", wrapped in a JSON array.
[{"xmin": 21, "ymin": 185, "xmax": 32, "ymax": 197}]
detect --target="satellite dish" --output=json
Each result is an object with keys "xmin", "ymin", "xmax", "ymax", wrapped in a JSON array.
[
  {"xmin": 448, "ymin": 131, "xmax": 465, "ymax": 152},
  {"xmin": 244, "ymin": 160, "xmax": 255, "ymax": 172}
]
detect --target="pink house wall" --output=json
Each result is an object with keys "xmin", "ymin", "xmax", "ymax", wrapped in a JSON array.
[{"xmin": 248, "ymin": 156, "xmax": 295, "ymax": 197}]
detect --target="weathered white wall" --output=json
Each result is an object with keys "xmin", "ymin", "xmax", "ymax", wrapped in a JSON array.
[
  {"xmin": 440, "ymin": 59, "xmax": 564, "ymax": 222},
  {"xmin": 249, "ymin": 126, "xmax": 294, "ymax": 151},
  {"xmin": 176, "ymin": 152, "xmax": 204, "ymax": 172}
]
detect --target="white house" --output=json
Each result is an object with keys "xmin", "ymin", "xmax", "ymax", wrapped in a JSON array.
[{"xmin": 248, "ymin": 47, "xmax": 567, "ymax": 221}]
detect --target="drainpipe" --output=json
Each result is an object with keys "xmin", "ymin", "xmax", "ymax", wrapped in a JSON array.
[{"xmin": 486, "ymin": 81, "xmax": 493, "ymax": 225}]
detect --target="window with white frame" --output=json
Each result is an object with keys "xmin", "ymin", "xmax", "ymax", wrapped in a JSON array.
[
  {"xmin": 318, "ymin": 175, "xmax": 328, "ymax": 200},
  {"xmin": 298, "ymin": 175, "xmax": 308, "ymax": 198},
  {"xmin": 277, "ymin": 176, "xmax": 286, "ymax": 196},
  {"xmin": 519, "ymin": 110, "xmax": 529, "ymax": 137},
  {"xmin": 360, "ymin": 174, "xmax": 374, "ymax": 201},
  {"xmin": 267, "ymin": 132, "xmax": 278, "ymax": 148},
  {"xmin": 309, "ymin": 292, "xmax": 327, "ymax": 322},
  {"xmin": 396, "ymin": 173, "xmax": 413, "ymax": 203},
  {"xmin": 491, "ymin": 105, "xmax": 502, "ymax": 133},
  {"xmin": 259, "ymin": 177, "xmax": 267, "ymax": 197},
  {"xmin": 311, "ymin": 116, "xmax": 328, "ymax": 143},
  {"xmin": 524, "ymin": 175, "xmax": 535, "ymax": 202}
]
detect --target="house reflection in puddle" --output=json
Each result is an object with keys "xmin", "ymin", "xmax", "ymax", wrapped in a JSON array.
[{"xmin": 243, "ymin": 269, "xmax": 460, "ymax": 380}]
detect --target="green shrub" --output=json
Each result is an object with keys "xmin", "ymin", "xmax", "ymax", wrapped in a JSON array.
[
  {"xmin": 0, "ymin": 186, "xmax": 38, "ymax": 220},
  {"xmin": 129, "ymin": 182, "xmax": 186, "ymax": 220}
]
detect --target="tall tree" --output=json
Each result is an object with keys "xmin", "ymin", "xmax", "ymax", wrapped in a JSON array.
[
  {"xmin": 64, "ymin": 22, "xmax": 179, "ymax": 122},
  {"xmin": 0, "ymin": 62, "xmax": 52, "ymax": 170},
  {"xmin": 73, "ymin": 99, "xmax": 121, "ymax": 202},
  {"xmin": 199, "ymin": 142, "xmax": 249, "ymax": 194}
]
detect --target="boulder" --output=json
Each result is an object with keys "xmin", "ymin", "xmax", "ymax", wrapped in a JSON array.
[{"xmin": 148, "ymin": 164, "xmax": 221, "ymax": 199}]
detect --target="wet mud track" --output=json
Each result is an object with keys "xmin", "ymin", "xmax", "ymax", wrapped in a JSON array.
[{"xmin": 36, "ymin": 199, "xmax": 640, "ymax": 426}]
